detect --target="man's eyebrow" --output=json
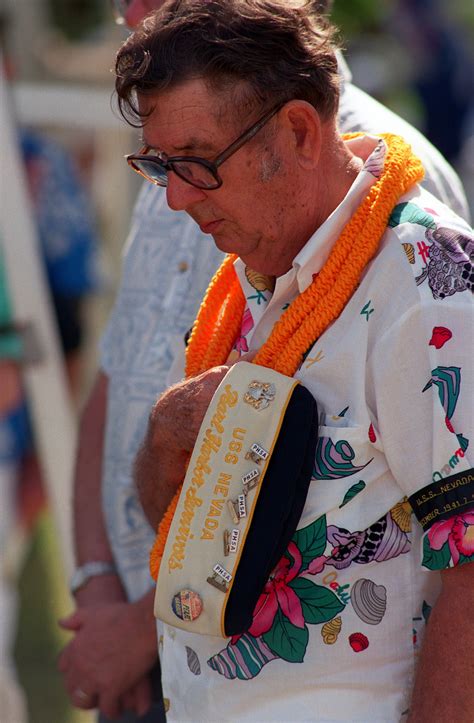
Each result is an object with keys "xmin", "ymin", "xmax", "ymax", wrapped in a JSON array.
[
  {"xmin": 141, "ymin": 135, "xmax": 217, "ymax": 154},
  {"xmin": 173, "ymin": 137, "xmax": 217, "ymax": 153}
]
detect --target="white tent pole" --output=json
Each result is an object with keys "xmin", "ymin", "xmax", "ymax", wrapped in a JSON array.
[{"xmin": 0, "ymin": 65, "xmax": 77, "ymax": 577}]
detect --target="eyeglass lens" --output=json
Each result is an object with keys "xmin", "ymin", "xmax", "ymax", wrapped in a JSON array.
[
  {"xmin": 132, "ymin": 157, "xmax": 219, "ymax": 189},
  {"xmin": 131, "ymin": 158, "xmax": 168, "ymax": 186}
]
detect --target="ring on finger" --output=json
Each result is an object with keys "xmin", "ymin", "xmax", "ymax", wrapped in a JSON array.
[{"xmin": 74, "ymin": 687, "xmax": 92, "ymax": 703}]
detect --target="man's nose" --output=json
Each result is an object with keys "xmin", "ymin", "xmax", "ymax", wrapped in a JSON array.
[{"xmin": 166, "ymin": 172, "xmax": 207, "ymax": 212}]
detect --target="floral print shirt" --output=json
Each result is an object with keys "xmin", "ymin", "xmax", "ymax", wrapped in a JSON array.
[{"xmin": 159, "ymin": 137, "xmax": 473, "ymax": 722}]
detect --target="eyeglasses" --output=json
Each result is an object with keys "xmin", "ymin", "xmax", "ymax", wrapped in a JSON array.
[{"xmin": 126, "ymin": 102, "xmax": 285, "ymax": 190}]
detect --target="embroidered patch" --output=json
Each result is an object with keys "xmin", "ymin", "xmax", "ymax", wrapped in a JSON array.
[{"xmin": 408, "ymin": 468, "xmax": 474, "ymax": 530}]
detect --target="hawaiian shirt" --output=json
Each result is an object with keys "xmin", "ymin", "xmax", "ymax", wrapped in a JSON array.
[
  {"xmin": 100, "ymin": 61, "xmax": 469, "ymax": 604},
  {"xmin": 159, "ymin": 137, "xmax": 473, "ymax": 722}
]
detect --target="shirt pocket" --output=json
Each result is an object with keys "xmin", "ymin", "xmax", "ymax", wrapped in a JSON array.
[{"xmin": 298, "ymin": 423, "xmax": 402, "ymax": 532}]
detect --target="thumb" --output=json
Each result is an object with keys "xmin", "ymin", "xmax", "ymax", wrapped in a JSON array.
[
  {"xmin": 238, "ymin": 350, "xmax": 257, "ymax": 363},
  {"xmin": 58, "ymin": 610, "xmax": 84, "ymax": 631}
]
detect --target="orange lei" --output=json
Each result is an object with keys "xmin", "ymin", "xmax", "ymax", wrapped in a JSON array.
[{"xmin": 149, "ymin": 133, "xmax": 424, "ymax": 580}]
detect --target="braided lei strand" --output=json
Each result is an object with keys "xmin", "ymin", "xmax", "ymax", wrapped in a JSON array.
[{"xmin": 149, "ymin": 133, "xmax": 424, "ymax": 580}]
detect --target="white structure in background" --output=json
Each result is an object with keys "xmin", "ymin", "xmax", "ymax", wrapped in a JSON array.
[
  {"xmin": 1, "ymin": 29, "xmax": 133, "ymax": 716},
  {"xmin": 0, "ymin": 66, "xmax": 77, "ymax": 576},
  {"xmin": 1, "ymin": 58, "xmax": 134, "ymax": 567}
]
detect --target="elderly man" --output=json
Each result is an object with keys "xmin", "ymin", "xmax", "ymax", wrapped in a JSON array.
[
  {"xmin": 112, "ymin": 0, "xmax": 473, "ymax": 721},
  {"xmin": 58, "ymin": 0, "xmax": 471, "ymax": 721}
]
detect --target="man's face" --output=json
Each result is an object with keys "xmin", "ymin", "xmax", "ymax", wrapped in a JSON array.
[
  {"xmin": 139, "ymin": 79, "xmax": 309, "ymax": 276},
  {"xmin": 123, "ymin": 0, "xmax": 165, "ymax": 28}
]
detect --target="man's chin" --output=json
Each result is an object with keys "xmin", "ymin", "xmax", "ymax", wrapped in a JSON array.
[
  {"xmin": 212, "ymin": 234, "xmax": 237, "ymax": 254},
  {"xmin": 210, "ymin": 233, "xmax": 279, "ymax": 275}
]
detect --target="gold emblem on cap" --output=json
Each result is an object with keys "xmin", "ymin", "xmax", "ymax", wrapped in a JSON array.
[{"xmin": 243, "ymin": 380, "xmax": 276, "ymax": 410}]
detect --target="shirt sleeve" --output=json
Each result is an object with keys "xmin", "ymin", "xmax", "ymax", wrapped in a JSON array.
[
  {"xmin": 367, "ymin": 285, "xmax": 473, "ymax": 571},
  {"xmin": 99, "ymin": 183, "xmax": 166, "ymax": 375},
  {"xmin": 338, "ymin": 83, "xmax": 470, "ymax": 222}
]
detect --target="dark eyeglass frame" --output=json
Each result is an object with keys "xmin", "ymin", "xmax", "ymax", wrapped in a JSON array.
[{"xmin": 125, "ymin": 101, "xmax": 286, "ymax": 190}]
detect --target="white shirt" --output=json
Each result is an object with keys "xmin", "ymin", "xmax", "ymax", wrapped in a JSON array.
[{"xmin": 158, "ymin": 138, "xmax": 473, "ymax": 722}]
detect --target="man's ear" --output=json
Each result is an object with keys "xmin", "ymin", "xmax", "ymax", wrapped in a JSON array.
[{"xmin": 281, "ymin": 100, "xmax": 322, "ymax": 170}]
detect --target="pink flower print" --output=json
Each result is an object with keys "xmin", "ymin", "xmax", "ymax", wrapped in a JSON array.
[
  {"xmin": 234, "ymin": 307, "xmax": 254, "ymax": 354},
  {"xmin": 247, "ymin": 542, "xmax": 305, "ymax": 637},
  {"xmin": 363, "ymin": 139, "xmax": 386, "ymax": 178},
  {"xmin": 428, "ymin": 512, "xmax": 474, "ymax": 565},
  {"xmin": 305, "ymin": 554, "xmax": 327, "ymax": 575}
]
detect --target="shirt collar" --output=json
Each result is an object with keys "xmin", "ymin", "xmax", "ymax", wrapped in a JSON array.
[{"xmin": 293, "ymin": 136, "xmax": 386, "ymax": 294}]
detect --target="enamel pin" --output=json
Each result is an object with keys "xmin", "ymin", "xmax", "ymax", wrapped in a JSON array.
[
  {"xmin": 171, "ymin": 589, "xmax": 203, "ymax": 622},
  {"xmin": 229, "ymin": 528, "xmax": 240, "ymax": 553},
  {"xmin": 224, "ymin": 528, "xmax": 240, "ymax": 556},
  {"xmin": 207, "ymin": 563, "xmax": 232, "ymax": 592},
  {"xmin": 245, "ymin": 442, "xmax": 269, "ymax": 465},
  {"xmin": 237, "ymin": 493, "xmax": 247, "ymax": 518},
  {"xmin": 227, "ymin": 499, "xmax": 240, "ymax": 525}
]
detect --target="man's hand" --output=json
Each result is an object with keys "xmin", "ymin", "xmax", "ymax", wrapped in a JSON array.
[
  {"xmin": 135, "ymin": 365, "xmax": 229, "ymax": 529},
  {"xmin": 58, "ymin": 584, "xmax": 157, "ymax": 719}
]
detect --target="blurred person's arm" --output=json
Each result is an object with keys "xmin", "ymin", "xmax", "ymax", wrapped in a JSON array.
[
  {"xmin": 73, "ymin": 371, "xmax": 116, "ymax": 584},
  {"xmin": 0, "ymin": 361, "xmax": 22, "ymax": 415},
  {"xmin": 408, "ymin": 562, "xmax": 474, "ymax": 722},
  {"xmin": 59, "ymin": 371, "xmax": 158, "ymax": 718}
]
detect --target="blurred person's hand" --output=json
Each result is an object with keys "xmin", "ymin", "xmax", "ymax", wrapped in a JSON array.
[{"xmin": 58, "ymin": 579, "xmax": 157, "ymax": 718}]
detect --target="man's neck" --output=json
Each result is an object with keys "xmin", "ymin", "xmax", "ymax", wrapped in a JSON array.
[{"xmin": 312, "ymin": 131, "xmax": 364, "ymax": 230}]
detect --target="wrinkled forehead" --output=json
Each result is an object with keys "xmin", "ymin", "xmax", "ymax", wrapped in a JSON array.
[
  {"xmin": 139, "ymin": 76, "xmax": 255, "ymax": 137},
  {"xmin": 138, "ymin": 78, "xmax": 235, "ymax": 152}
]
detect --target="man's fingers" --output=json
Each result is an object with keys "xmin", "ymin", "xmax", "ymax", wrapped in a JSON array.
[
  {"xmin": 99, "ymin": 692, "xmax": 123, "ymax": 720},
  {"xmin": 133, "ymin": 677, "xmax": 153, "ymax": 716},
  {"xmin": 58, "ymin": 611, "xmax": 83, "ymax": 631},
  {"xmin": 120, "ymin": 689, "xmax": 136, "ymax": 712},
  {"xmin": 57, "ymin": 650, "xmax": 68, "ymax": 673},
  {"xmin": 71, "ymin": 686, "xmax": 98, "ymax": 710},
  {"xmin": 237, "ymin": 350, "xmax": 257, "ymax": 363},
  {"xmin": 57, "ymin": 640, "xmax": 74, "ymax": 673}
]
